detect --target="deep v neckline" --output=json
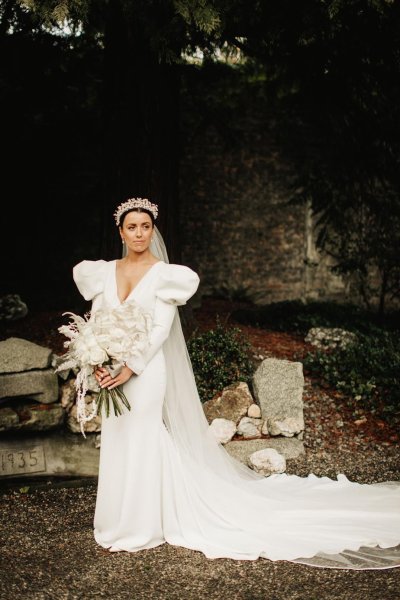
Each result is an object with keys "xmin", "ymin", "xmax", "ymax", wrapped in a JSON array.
[{"xmin": 114, "ymin": 260, "xmax": 163, "ymax": 304}]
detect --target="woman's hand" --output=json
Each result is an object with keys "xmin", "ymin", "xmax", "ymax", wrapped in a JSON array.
[{"xmin": 94, "ymin": 365, "xmax": 134, "ymax": 390}]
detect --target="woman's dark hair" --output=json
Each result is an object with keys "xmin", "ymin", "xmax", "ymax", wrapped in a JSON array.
[{"xmin": 119, "ymin": 208, "xmax": 155, "ymax": 227}]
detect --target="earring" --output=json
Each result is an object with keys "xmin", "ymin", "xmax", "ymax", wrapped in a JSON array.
[{"xmin": 121, "ymin": 239, "xmax": 125, "ymax": 245}]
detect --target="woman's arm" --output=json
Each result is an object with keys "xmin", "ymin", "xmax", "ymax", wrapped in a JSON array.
[
  {"xmin": 125, "ymin": 296, "xmax": 177, "ymax": 375},
  {"xmin": 96, "ymin": 296, "xmax": 177, "ymax": 389}
]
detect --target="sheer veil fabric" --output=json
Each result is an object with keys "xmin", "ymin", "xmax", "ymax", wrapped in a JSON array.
[{"xmin": 130, "ymin": 226, "xmax": 400, "ymax": 570}]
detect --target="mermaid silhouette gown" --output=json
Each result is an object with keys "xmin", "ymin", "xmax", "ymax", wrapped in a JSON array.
[{"xmin": 73, "ymin": 259, "xmax": 400, "ymax": 569}]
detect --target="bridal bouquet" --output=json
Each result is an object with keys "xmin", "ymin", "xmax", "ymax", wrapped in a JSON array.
[{"xmin": 56, "ymin": 302, "xmax": 152, "ymax": 436}]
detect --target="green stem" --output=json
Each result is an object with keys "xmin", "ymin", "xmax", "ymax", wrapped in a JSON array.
[
  {"xmin": 105, "ymin": 390, "xmax": 110, "ymax": 418},
  {"xmin": 117, "ymin": 388, "xmax": 131, "ymax": 411},
  {"xmin": 96, "ymin": 385, "xmax": 132, "ymax": 419},
  {"xmin": 110, "ymin": 389, "xmax": 122, "ymax": 416},
  {"xmin": 96, "ymin": 388, "xmax": 104, "ymax": 417}
]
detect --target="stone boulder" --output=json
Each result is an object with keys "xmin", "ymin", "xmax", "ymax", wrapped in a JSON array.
[
  {"xmin": 67, "ymin": 396, "xmax": 102, "ymax": 434},
  {"xmin": 0, "ymin": 337, "xmax": 58, "ymax": 405},
  {"xmin": 237, "ymin": 416, "xmax": 262, "ymax": 439},
  {"xmin": 0, "ymin": 294, "xmax": 28, "ymax": 321},
  {"xmin": 0, "ymin": 337, "xmax": 53, "ymax": 373},
  {"xmin": 60, "ymin": 379, "xmax": 77, "ymax": 411},
  {"xmin": 0, "ymin": 407, "xmax": 19, "ymax": 430},
  {"xmin": 305, "ymin": 327, "xmax": 358, "ymax": 349},
  {"xmin": 0, "ymin": 401, "xmax": 65, "ymax": 432},
  {"xmin": 248, "ymin": 448, "xmax": 286, "ymax": 476},
  {"xmin": 252, "ymin": 358, "xmax": 304, "ymax": 432},
  {"xmin": 267, "ymin": 416, "xmax": 304, "ymax": 437},
  {"xmin": 209, "ymin": 418, "xmax": 236, "ymax": 444},
  {"xmin": 247, "ymin": 403, "xmax": 261, "ymax": 418},
  {"xmin": 0, "ymin": 370, "xmax": 59, "ymax": 404},
  {"xmin": 202, "ymin": 381, "xmax": 253, "ymax": 425}
]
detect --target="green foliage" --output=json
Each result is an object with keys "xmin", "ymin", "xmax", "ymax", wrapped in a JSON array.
[
  {"xmin": 173, "ymin": 0, "xmax": 220, "ymax": 34},
  {"xmin": 17, "ymin": 0, "xmax": 222, "ymax": 49},
  {"xmin": 6, "ymin": 0, "xmax": 400, "ymax": 313},
  {"xmin": 17, "ymin": 0, "xmax": 89, "ymax": 28},
  {"xmin": 232, "ymin": 300, "xmax": 400, "ymax": 336},
  {"xmin": 187, "ymin": 316, "xmax": 254, "ymax": 403},
  {"xmin": 234, "ymin": 299, "xmax": 400, "ymax": 417},
  {"xmin": 238, "ymin": 1, "xmax": 400, "ymax": 310},
  {"xmin": 303, "ymin": 330, "xmax": 400, "ymax": 417},
  {"xmin": 320, "ymin": 195, "xmax": 400, "ymax": 315}
]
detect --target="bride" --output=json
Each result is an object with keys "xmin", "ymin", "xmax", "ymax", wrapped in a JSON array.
[{"xmin": 73, "ymin": 197, "xmax": 400, "ymax": 570}]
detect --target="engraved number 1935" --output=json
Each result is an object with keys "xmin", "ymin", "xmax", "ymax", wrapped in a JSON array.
[{"xmin": 0, "ymin": 447, "xmax": 45, "ymax": 475}]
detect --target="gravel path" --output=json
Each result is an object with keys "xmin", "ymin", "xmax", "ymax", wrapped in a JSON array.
[
  {"xmin": 1, "ymin": 434, "xmax": 399, "ymax": 600},
  {"xmin": 0, "ymin": 484, "xmax": 400, "ymax": 600}
]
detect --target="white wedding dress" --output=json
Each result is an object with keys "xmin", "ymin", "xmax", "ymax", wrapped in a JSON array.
[{"xmin": 73, "ymin": 257, "xmax": 400, "ymax": 570}]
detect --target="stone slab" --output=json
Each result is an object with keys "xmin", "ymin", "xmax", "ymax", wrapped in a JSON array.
[
  {"xmin": 0, "ymin": 369, "xmax": 59, "ymax": 403},
  {"xmin": 0, "ymin": 445, "xmax": 46, "ymax": 475},
  {"xmin": 0, "ymin": 431, "xmax": 99, "ymax": 479},
  {"xmin": 0, "ymin": 337, "xmax": 53, "ymax": 373},
  {"xmin": 224, "ymin": 437, "xmax": 304, "ymax": 463}
]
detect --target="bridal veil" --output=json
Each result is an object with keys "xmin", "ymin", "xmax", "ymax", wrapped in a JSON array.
[{"xmin": 144, "ymin": 225, "xmax": 400, "ymax": 570}]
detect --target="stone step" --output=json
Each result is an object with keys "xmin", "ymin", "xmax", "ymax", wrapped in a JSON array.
[{"xmin": 224, "ymin": 437, "xmax": 304, "ymax": 464}]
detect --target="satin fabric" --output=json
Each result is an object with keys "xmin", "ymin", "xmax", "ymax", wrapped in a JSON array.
[{"xmin": 72, "ymin": 259, "xmax": 400, "ymax": 569}]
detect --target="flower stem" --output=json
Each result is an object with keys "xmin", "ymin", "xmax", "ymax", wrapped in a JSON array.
[{"xmin": 95, "ymin": 386, "xmax": 131, "ymax": 418}]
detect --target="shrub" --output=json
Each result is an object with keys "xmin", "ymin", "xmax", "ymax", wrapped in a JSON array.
[
  {"xmin": 187, "ymin": 316, "xmax": 255, "ymax": 403},
  {"xmin": 232, "ymin": 300, "xmax": 400, "ymax": 335},
  {"xmin": 303, "ymin": 329, "xmax": 400, "ymax": 418}
]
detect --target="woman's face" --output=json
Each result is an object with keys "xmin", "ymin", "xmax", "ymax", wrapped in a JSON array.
[{"xmin": 120, "ymin": 211, "xmax": 153, "ymax": 254}]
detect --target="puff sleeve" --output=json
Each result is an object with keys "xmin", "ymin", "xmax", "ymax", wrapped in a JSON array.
[
  {"xmin": 72, "ymin": 260, "xmax": 109, "ymax": 301},
  {"xmin": 126, "ymin": 264, "xmax": 200, "ymax": 376},
  {"xmin": 155, "ymin": 264, "xmax": 200, "ymax": 306}
]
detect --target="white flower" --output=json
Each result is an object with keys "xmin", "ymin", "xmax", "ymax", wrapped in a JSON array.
[
  {"xmin": 105, "ymin": 341, "xmax": 125, "ymax": 356},
  {"xmin": 87, "ymin": 346, "xmax": 108, "ymax": 365},
  {"xmin": 56, "ymin": 301, "xmax": 153, "ymax": 436}
]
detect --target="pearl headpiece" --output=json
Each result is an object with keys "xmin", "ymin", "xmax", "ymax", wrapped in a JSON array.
[{"xmin": 114, "ymin": 197, "xmax": 159, "ymax": 225}]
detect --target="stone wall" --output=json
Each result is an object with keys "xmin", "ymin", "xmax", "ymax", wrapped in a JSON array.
[{"xmin": 179, "ymin": 101, "xmax": 354, "ymax": 306}]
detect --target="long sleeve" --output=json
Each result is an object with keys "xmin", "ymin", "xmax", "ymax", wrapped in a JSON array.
[
  {"xmin": 126, "ymin": 297, "xmax": 176, "ymax": 375},
  {"xmin": 126, "ymin": 263, "xmax": 200, "ymax": 376}
]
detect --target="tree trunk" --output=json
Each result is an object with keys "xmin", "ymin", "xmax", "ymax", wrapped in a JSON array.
[{"xmin": 100, "ymin": 0, "xmax": 181, "ymax": 262}]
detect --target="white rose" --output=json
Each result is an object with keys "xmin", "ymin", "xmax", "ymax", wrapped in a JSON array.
[
  {"xmin": 86, "ymin": 338, "xmax": 104, "ymax": 351},
  {"xmin": 94, "ymin": 333, "xmax": 110, "ymax": 348},
  {"xmin": 110, "ymin": 327, "xmax": 127, "ymax": 340},
  {"xmin": 106, "ymin": 341, "xmax": 124, "ymax": 357},
  {"xmin": 73, "ymin": 338, "xmax": 90, "ymax": 357},
  {"xmin": 88, "ymin": 346, "xmax": 108, "ymax": 365},
  {"xmin": 78, "ymin": 350, "xmax": 92, "ymax": 365},
  {"xmin": 94, "ymin": 311, "xmax": 115, "ymax": 330},
  {"xmin": 80, "ymin": 324, "xmax": 96, "ymax": 340}
]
